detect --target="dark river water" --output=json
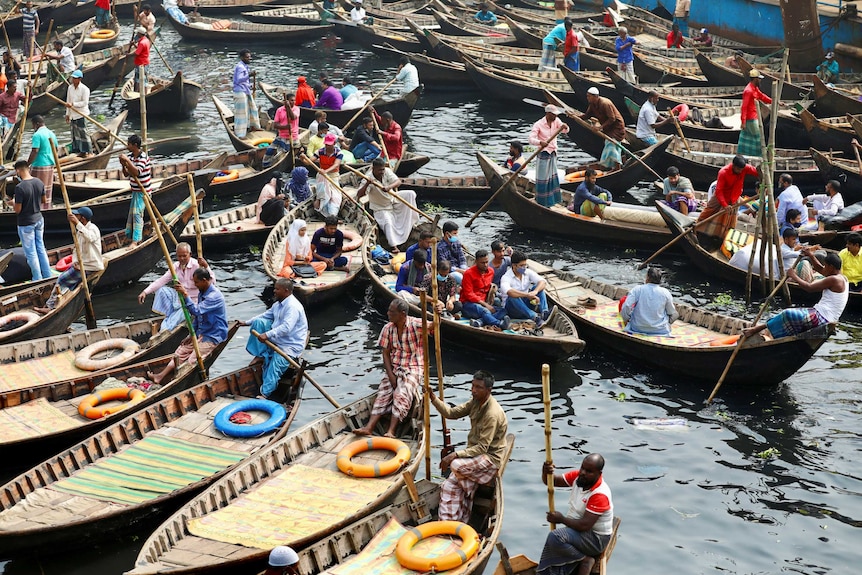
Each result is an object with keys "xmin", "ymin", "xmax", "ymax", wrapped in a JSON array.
[{"xmin": 1, "ymin": 20, "xmax": 861, "ymax": 575}]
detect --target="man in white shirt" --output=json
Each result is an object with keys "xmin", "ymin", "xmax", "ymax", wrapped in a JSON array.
[
  {"xmin": 65, "ymin": 69, "xmax": 91, "ymax": 155},
  {"xmin": 395, "ymin": 56, "xmax": 419, "ymax": 95},
  {"xmin": 775, "ymin": 173, "xmax": 805, "ymax": 229},
  {"xmin": 805, "ymin": 179, "xmax": 844, "ymax": 230},
  {"xmin": 500, "ymin": 250, "xmax": 551, "ymax": 327},
  {"xmin": 635, "ymin": 91, "xmax": 672, "ymax": 146},
  {"xmin": 35, "ymin": 207, "xmax": 103, "ymax": 313},
  {"xmin": 138, "ymin": 242, "xmax": 213, "ymax": 331},
  {"xmin": 48, "ymin": 40, "xmax": 75, "ymax": 82},
  {"xmin": 355, "ymin": 157, "xmax": 418, "ymax": 248},
  {"xmin": 349, "ymin": 0, "xmax": 366, "ymax": 22}
]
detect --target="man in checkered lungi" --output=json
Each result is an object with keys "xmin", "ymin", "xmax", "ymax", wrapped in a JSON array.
[
  {"xmin": 737, "ymin": 69, "xmax": 772, "ymax": 156},
  {"xmin": 429, "ymin": 370, "xmax": 509, "ymax": 523},
  {"xmin": 696, "ymin": 155, "xmax": 759, "ymax": 249}
]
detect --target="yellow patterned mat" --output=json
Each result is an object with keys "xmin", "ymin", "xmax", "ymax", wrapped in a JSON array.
[
  {"xmin": 0, "ymin": 350, "xmax": 85, "ymax": 392},
  {"xmin": 0, "ymin": 397, "xmax": 81, "ymax": 443},
  {"xmin": 326, "ymin": 517, "xmax": 473, "ymax": 575},
  {"xmin": 582, "ymin": 303, "xmax": 722, "ymax": 347},
  {"xmin": 187, "ymin": 464, "xmax": 391, "ymax": 550}
]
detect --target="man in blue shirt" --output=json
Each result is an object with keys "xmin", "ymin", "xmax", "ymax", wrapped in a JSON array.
[
  {"xmin": 232, "ymin": 49, "xmax": 260, "ymax": 138},
  {"xmin": 473, "ymin": 4, "xmax": 497, "ymax": 25},
  {"xmin": 340, "ymin": 75, "xmax": 358, "ymax": 101},
  {"xmin": 396, "ymin": 248, "xmax": 431, "ymax": 304},
  {"xmin": 621, "ymin": 267, "xmax": 679, "ymax": 336},
  {"xmin": 614, "ymin": 27, "xmax": 637, "ymax": 84},
  {"xmin": 404, "ymin": 230, "xmax": 434, "ymax": 263},
  {"xmin": 437, "ymin": 220, "xmax": 467, "ymax": 284},
  {"xmin": 539, "ymin": 17, "xmax": 570, "ymax": 71},
  {"xmin": 244, "ymin": 278, "xmax": 309, "ymax": 398},
  {"xmin": 568, "ymin": 169, "xmax": 613, "ymax": 218},
  {"xmin": 148, "ymin": 268, "xmax": 228, "ymax": 384}
]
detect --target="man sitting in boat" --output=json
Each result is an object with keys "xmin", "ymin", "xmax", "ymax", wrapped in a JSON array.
[
  {"xmin": 395, "ymin": 56, "xmax": 420, "ymax": 96},
  {"xmin": 580, "ymin": 88, "xmax": 625, "ymax": 170},
  {"xmin": 242, "ymin": 277, "xmax": 308, "ymax": 399},
  {"xmin": 311, "ymin": 215, "xmax": 350, "ymax": 272},
  {"xmin": 264, "ymin": 545, "xmax": 300, "ymax": 575},
  {"xmin": 461, "ymin": 249, "xmax": 512, "ymax": 331},
  {"xmin": 428, "ymin": 370, "xmax": 508, "ymax": 522},
  {"xmin": 372, "ymin": 108, "xmax": 403, "ymax": 166},
  {"xmin": 742, "ymin": 251, "xmax": 848, "ymax": 340},
  {"xmin": 419, "ymin": 258, "xmax": 462, "ymax": 318},
  {"xmin": 696, "ymin": 155, "xmax": 760, "ymax": 249},
  {"xmin": 816, "ymin": 51, "xmax": 839, "ymax": 85},
  {"xmin": 46, "ymin": 40, "xmax": 75, "ymax": 84},
  {"xmin": 500, "ymin": 250, "xmax": 551, "ymax": 328},
  {"xmin": 839, "ymin": 233, "xmax": 862, "ymax": 292},
  {"xmin": 350, "ymin": 116, "xmax": 382, "ymax": 162},
  {"xmin": 473, "ymin": 3, "xmax": 498, "ymax": 25},
  {"xmin": 779, "ymin": 208, "xmax": 804, "ymax": 237},
  {"xmin": 620, "ymin": 267, "xmax": 679, "ymax": 336},
  {"xmin": 692, "ymin": 28, "xmax": 712, "ymax": 48},
  {"xmin": 312, "ymin": 134, "xmax": 344, "ymax": 217},
  {"xmin": 315, "ymin": 78, "xmax": 343, "ymax": 111},
  {"xmin": 354, "ymin": 299, "xmax": 424, "ymax": 437},
  {"xmin": 395, "ymin": 248, "xmax": 431, "ymax": 305},
  {"xmin": 34, "ymin": 207, "xmax": 104, "ymax": 313},
  {"xmin": 635, "ymin": 91, "xmax": 673, "ymax": 146},
  {"xmin": 355, "ymin": 157, "xmax": 419, "ymax": 250},
  {"xmin": 138, "ymin": 4, "xmax": 156, "ymax": 37},
  {"xmin": 729, "ymin": 227, "xmax": 817, "ymax": 282},
  {"xmin": 568, "ymin": 169, "xmax": 612, "ymax": 219},
  {"xmin": 539, "ymin": 454, "xmax": 614, "ymax": 575},
  {"xmin": 340, "ymin": 76, "xmax": 358, "ymax": 101},
  {"xmin": 662, "ymin": 166, "xmax": 697, "ymax": 216},
  {"xmin": 502, "ymin": 141, "xmax": 527, "ymax": 172},
  {"xmin": 138, "ymin": 242, "xmax": 214, "ymax": 331},
  {"xmin": 804, "ymin": 180, "xmax": 844, "ymax": 231},
  {"xmin": 490, "ymin": 240, "xmax": 512, "ymax": 286},
  {"xmin": 775, "ymin": 173, "xmax": 805, "ymax": 232},
  {"xmin": 349, "ymin": 0, "xmax": 366, "ymax": 23},
  {"xmin": 147, "ymin": 267, "xmax": 228, "ymax": 384},
  {"xmin": 307, "ymin": 111, "xmax": 349, "ymax": 148},
  {"xmin": 437, "ymin": 221, "xmax": 468, "ymax": 283},
  {"xmin": 306, "ymin": 122, "xmax": 328, "ymax": 158},
  {"xmin": 404, "ymin": 230, "xmax": 434, "ymax": 263}
]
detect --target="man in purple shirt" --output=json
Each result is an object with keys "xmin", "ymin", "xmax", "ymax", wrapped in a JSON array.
[
  {"xmin": 315, "ymin": 78, "xmax": 344, "ymax": 110},
  {"xmin": 232, "ymin": 49, "xmax": 260, "ymax": 138}
]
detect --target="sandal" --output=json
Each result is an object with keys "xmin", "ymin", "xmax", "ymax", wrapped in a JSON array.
[{"xmin": 577, "ymin": 297, "xmax": 597, "ymax": 309}]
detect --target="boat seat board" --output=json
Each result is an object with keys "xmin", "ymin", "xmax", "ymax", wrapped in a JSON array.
[
  {"xmin": 0, "ymin": 397, "xmax": 79, "ymax": 443},
  {"xmin": 0, "ymin": 349, "xmax": 84, "ymax": 391}
]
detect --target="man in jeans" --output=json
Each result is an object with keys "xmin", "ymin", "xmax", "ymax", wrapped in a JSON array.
[
  {"xmin": 460, "ymin": 249, "xmax": 511, "ymax": 330},
  {"xmin": 9, "ymin": 160, "xmax": 51, "ymax": 280},
  {"xmin": 500, "ymin": 250, "xmax": 551, "ymax": 328}
]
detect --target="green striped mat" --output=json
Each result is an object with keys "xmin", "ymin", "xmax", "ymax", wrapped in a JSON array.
[{"xmin": 51, "ymin": 434, "xmax": 246, "ymax": 505}]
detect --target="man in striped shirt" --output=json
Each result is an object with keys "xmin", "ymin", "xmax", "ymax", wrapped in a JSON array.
[
  {"xmin": 119, "ymin": 134, "xmax": 152, "ymax": 247},
  {"xmin": 20, "ymin": 1, "xmax": 39, "ymax": 58}
]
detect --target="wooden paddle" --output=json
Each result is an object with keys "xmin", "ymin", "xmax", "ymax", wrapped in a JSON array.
[
  {"xmin": 49, "ymin": 139, "xmax": 96, "ymax": 329},
  {"xmin": 371, "ymin": 112, "xmax": 390, "ymax": 164},
  {"xmin": 542, "ymin": 363, "xmax": 556, "ymax": 530},
  {"xmin": 430, "ymin": 238, "xmax": 453, "ymax": 458},
  {"xmin": 340, "ymin": 76, "xmax": 398, "ymax": 132},
  {"xmin": 298, "ymin": 153, "xmax": 374, "ymax": 220},
  {"xmin": 705, "ymin": 253, "xmax": 805, "ymax": 404},
  {"xmin": 187, "ymin": 173, "xmax": 203, "ymax": 259},
  {"xmin": 419, "ymin": 289, "xmax": 432, "ymax": 481},
  {"xmin": 0, "ymin": 2, "xmax": 21, "ymax": 56},
  {"xmin": 636, "ymin": 195, "xmax": 759, "ymax": 270},
  {"xmin": 150, "ymin": 38, "xmax": 174, "ymax": 76},
  {"xmin": 465, "ymin": 124, "xmax": 566, "ymax": 228},
  {"xmin": 340, "ymin": 162, "xmax": 434, "ymax": 222},
  {"xmin": 671, "ymin": 113, "xmax": 692, "ymax": 153},
  {"xmin": 251, "ymin": 330, "xmax": 342, "ymax": 409}
]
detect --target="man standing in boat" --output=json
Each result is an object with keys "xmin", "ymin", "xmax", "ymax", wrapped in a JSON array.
[
  {"xmin": 737, "ymin": 69, "xmax": 772, "ymax": 156},
  {"xmin": 635, "ymin": 90, "xmax": 673, "ymax": 146},
  {"xmin": 538, "ymin": 453, "xmax": 614, "ymax": 575},
  {"xmin": 673, "ymin": 0, "xmax": 690, "ymax": 37},
  {"xmin": 232, "ymin": 49, "xmax": 260, "ymax": 139},
  {"xmin": 614, "ymin": 27, "xmax": 637, "ymax": 84},
  {"xmin": 133, "ymin": 26, "xmax": 150, "ymax": 92},
  {"xmin": 119, "ymin": 134, "xmax": 152, "ymax": 247},
  {"xmin": 696, "ymin": 155, "xmax": 759, "ymax": 248},
  {"xmin": 530, "ymin": 105, "xmax": 569, "ymax": 207},
  {"xmin": 242, "ymin": 278, "xmax": 308, "ymax": 400},
  {"xmin": 354, "ymin": 299, "xmax": 424, "ymax": 438},
  {"xmin": 395, "ymin": 56, "xmax": 419, "ymax": 96},
  {"xmin": 19, "ymin": 1, "xmax": 39, "ymax": 59},
  {"xmin": 65, "ymin": 69, "xmax": 92, "ymax": 157},
  {"xmin": 355, "ymin": 158, "xmax": 419, "ymax": 250},
  {"xmin": 428, "ymin": 370, "xmax": 509, "ymax": 523},
  {"xmin": 372, "ymin": 107, "xmax": 403, "ymax": 167},
  {"xmin": 27, "ymin": 115, "xmax": 58, "ymax": 210}
]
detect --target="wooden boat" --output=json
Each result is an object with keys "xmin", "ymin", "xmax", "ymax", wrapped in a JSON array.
[
  {"xmin": 622, "ymin": 97, "xmax": 741, "ymax": 146},
  {"xmin": 327, "ymin": 0, "xmax": 438, "ymax": 27},
  {"xmin": 262, "ymin": 196, "xmax": 374, "ymax": 307},
  {"xmin": 0, "ymin": 270, "xmax": 104, "ymax": 345},
  {"xmin": 213, "ymin": 93, "xmax": 288, "ymax": 153},
  {"xmin": 1, "ymin": 0, "xmax": 91, "ymax": 36},
  {"xmin": 47, "ymin": 109, "xmax": 129, "ymax": 174},
  {"xmin": 799, "ymin": 108, "xmax": 856, "ymax": 157},
  {"xmin": 62, "ymin": 16, "xmax": 121, "ymax": 52},
  {"xmin": 180, "ymin": 0, "xmax": 285, "ymax": 14},
  {"xmin": 848, "ymin": 113, "xmax": 862, "ymax": 143},
  {"xmin": 0, "ymin": 323, "xmax": 239, "ymax": 459},
  {"xmin": 178, "ymin": 203, "xmax": 273, "ymax": 251},
  {"xmin": 405, "ymin": 175, "xmax": 490, "ymax": 202},
  {"xmin": 477, "ymin": 150, "xmax": 675, "ymax": 249},
  {"xmin": 0, "ymin": 192, "xmax": 198, "ymax": 297},
  {"xmin": 430, "ymin": 7, "xmax": 516, "ymax": 41},
  {"xmin": 259, "ymin": 80, "xmax": 422, "ymax": 131},
  {"xmin": 605, "ymin": 66, "xmax": 742, "ymax": 109},
  {"xmin": 241, "ymin": 3, "xmax": 323, "ymax": 25},
  {"xmin": 655, "ymin": 201, "xmax": 860, "ymax": 309},
  {"xmin": 410, "ymin": 21, "xmax": 537, "ymax": 69},
  {"xmin": 328, "ymin": 17, "xmax": 425, "ymax": 54},
  {"xmin": 501, "ymin": 14, "xmax": 546, "ymax": 50},
  {"xmin": 0, "ymin": 318, "xmax": 188, "ymax": 406},
  {"xmin": 121, "ymin": 71, "xmax": 203, "ymax": 118},
  {"xmin": 373, "ymin": 42, "xmax": 472, "ymax": 90},
  {"xmin": 462, "ymin": 57, "xmax": 580, "ymax": 108},
  {"xmin": 0, "ymin": 251, "xmax": 13, "ymax": 278},
  {"xmin": 809, "ymin": 147, "xmax": 862, "ymax": 204},
  {"xmin": 1, "ymin": 115, "xmax": 24, "ymax": 162},
  {"xmin": 362, "ymin": 223, "xmax": 585, "ymax": 361},
  {"xmin": 812, "ymin": 75, "xmax": 862, "ymax": 118},
  {"xmin": 0, "ymin": 363, "xmax": 303, "ymax": 556},
  {"xmin": 165, "ymin": 9, "xmax": 332, "ymax": 42},
  {"xmin": 127, "ymin": 391, "xmax": 427, "ymax": 575}
]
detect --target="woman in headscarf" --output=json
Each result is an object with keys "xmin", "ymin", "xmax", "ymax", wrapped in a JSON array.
[
  {"xmin": 287, "ymin": 166, "xmax": 312, "ymax": 204},
  {"xmin": 296, "ymin": 76, "xmax": 315, "ymax": 107},
  {"xmin": 278, "ymin": 219, "xmax": 327, "ymax": 278}
]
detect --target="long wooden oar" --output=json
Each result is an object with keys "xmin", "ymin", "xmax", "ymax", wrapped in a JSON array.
[
  {"xmin": 465, "ymin": 125, "xmax": 566, "ymax": 228},
  {"xmin": 50, "ymin": 139, "xmax": 96, "ymax": 329},
  {"xmin": 542, "ymin": 363, "xmax": 556, "ymax": 530},
  {"xmin": 706, "ymin": 253, "xmax": 805, "ymax": 404},
  {"xmin": 340, "ymin": 161, "xmax": 433, "ymax": 222},
  {"xmin": 671, "ymin": 113, "xmax": 692, "ymax": 153},
  {"xmin": 252, "ymin": 330, "xmax": 341, "ymax": 409},
  {"xmin": 637, "ymin": 195, "xmax": 759, "ymax": 270},
  {"xmin": 150, "ymin": 38, "xmax": 174, "ymax": 76},
  {"xmin": 0, "ymin": 2, "xmax": 21, "ymax": 56},
  {"xmin": 298, "ymin": 153, "xmax": 373, "ymax": 219},
  {"xmin": 46, "ymin": 92, "xmax": 124, "ymax": 146},
  {"xmin": 852, "ymin": 138, "xmax": 862, "ymax": 175},
  {"xmin": 419, "ymin": 289, "xmax": 432, "ymax": 481},
  {"xmin": 139, "ymin": 64, "xmax": 148, "ymax": 154},
  {"xmin": 187, "ymin": 173, "xmax": 203, "ymax": 258},
  {"xmin": 341, "ymin": 76, "xmax": 397, "ymax": 132},
  {"xmin": 430, "ymin": 239, "xmax": 453, "ymax": 457}
]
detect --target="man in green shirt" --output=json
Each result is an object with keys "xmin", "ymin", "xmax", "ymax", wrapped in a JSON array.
[
  {"xmin": 27, "ymin": 115, "xmax": 58, "ymax": 210},
  {"xmin": 430, "ymin": 370, "xmax": 509, "ymax": 522}
]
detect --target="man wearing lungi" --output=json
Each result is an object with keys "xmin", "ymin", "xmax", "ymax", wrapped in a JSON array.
[
  {"xmin": 539, "ymin": 454, "xmax": 614, "ymax": 575},
  {"xmin": 354, "ymin": 299, "xmax": 424, "ymax": 438},
  {"xmin": 579, "ymin": 89, "xmax": 625, "ymax": 171},
  {"xmin": 119, "ymin": 134, "xmax": 152, "ymax": 247},
  {"xmin": 530, "ymin": 105, "xmax": 570, "ymax": 207},
  {"xmin": 138, "ymin": 242, "xmax": 213, "ymax": 331},
  {"xmin": 232, "ymin": 49, "xmax": 260, "ymax": 139},
  {"xmin": 355, "ymin": 158, "xmax": 419, "ymax": 249},
  {"xmin": 428, "ymin": 370, "xmax": 508, "ymax": 523},
  {"xmin": 737, "ymin": 69, "xmax": 772, "ymax": 156},
  {"xmin": 27, "ymin": 115, "xmax": 57, "ymax": 210},
  {"xmin": 696, "ymin": 155, "xmax": 759, "ymax": 248}
]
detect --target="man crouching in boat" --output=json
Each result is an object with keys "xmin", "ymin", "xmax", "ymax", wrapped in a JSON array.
[
  {"xmin": 539, "ymin": 454, "xmax": 614, "ymax": 575},
  {"xmin": 742, "ymin": 250, "xmax": 848, "ymax": 341},
  {"xmin": 354, "ymin": 299, "xmax": 424, "ymax": 438},
  {"xmin": 429, "ymin": 370, "xmax": 509, "ymax": 522}
]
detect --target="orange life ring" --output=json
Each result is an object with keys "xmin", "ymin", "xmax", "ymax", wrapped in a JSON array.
[
  {"xmin": 395, "ymin": 521, "xmax": 480, "ymax": 572},
  {"xmin": 336, "ymin": 437, "xmax": 411, "ymax": 477},
  {"xmin": 564, "ymin": 169, "xmax": 604, "ymax": 182},
  {"xmin": 212, "ymin": 169, "xmax": 240, "ymax": 184},
  {"xmin": 0, "ymin": 311, "xmax": 40, "ymax": 337},
  {"xmin": 341, "ymin": 228, "xmax": 362, "ymax": 252},
  {"xmin": 671, "ymin": 104, "xmax": 689, "ymax": 122},
  {"xmin": 56, "ymin": 254, "xmax": 74, "ymax": 272},
  {"xmin": 74, "ymin": 338, "xmax": 141, "ymax": 371},
  {"xmin": 89, "ymin": 29, "xmax": 115, "ymax": 39},
  {"xmin": 248, "ymin": 136, "xmax": 273, "ymax": 148},
  {"xmin": 77, "ymin": 387, "xmax": 146, "ymax": 420},
  {"xmin": 709, "ymin": 334, "xmax": 741, "ymax": 346}
]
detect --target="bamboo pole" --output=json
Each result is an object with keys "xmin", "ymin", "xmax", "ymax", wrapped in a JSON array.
[
  {"xmin": 187, "ymin": 174, "xmax": 203, "ymax": 259},
  {"xmin": 419, "ymin": 289, "xmax": 432, "ymax": 481},
  {"xmin": 150, "ymin": 39, "xmax": 174, "ymax": 76},
  {"xmin": 371, "ymin": 112, "xmax": 390, "ymax": 164},
  {"xmin": 50, "ymin": 139, "xmax": 96, "ymax": 329},
  {"xmin": 108, "ymin": 11, "xmax": 139, "ymax": 107},
  {"xmin": 671, "ymin": 114, "xmax": 691, "ymax": 153},
  {"xmin": 341, "ymin": 76, "xmax": 397, "ymax": 131},
  {"xmin": 341, "ymin": 162, "xmax": 433, "ymax": 222},
  {"xmin": 139, "ymin": 65, "xmax": 147, "ymax": 154},
  {"xmin": 542, "ymin": 363, "xmax": 556, "ymax": 530},
  {"xmin": 430, "ymin": 238, "xmax": 452, "ymax": 456},
  {"xmin": 251, "ymin": 330, "xmax": 341, "ymax": 408},
  {"xmin": 0, "ymin": 2, "xmax": 21, "ymax": 56}
]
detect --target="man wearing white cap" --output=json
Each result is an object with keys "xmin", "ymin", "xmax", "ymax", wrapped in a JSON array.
[
  {"xmin": 65, "ymin": 69, "xmax": 91, "ymax": 156},
  {"xmin": 529, "ymin": 105, "xmax": 569, "ymax": 207},
  {"xmin": 737, "ymin": 69, "xmax": 771, "ymax": 156},
  {"xmin": 692, "ymin": 28, "xmax": 712, "ymax": 47},
  {"xmin": 264, "ymin": 545, "xmax": 300, "ymax": 575},
  {"xmin": 580, "ymin": 87, "xmax": 626, "ymax": 170},
  {"xmin": 133, "ymin": 26, "xmax": 151, "ymax": 91},
  {"xmin": 349, "ymin": 0, "xmax": 366, "ymax": 23},
  {"xmin": 816, "ymin": 51, "xmax": 839, "ymax": 84}
]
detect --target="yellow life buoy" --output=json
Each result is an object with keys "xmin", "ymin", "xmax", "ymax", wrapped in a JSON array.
[
  {"xmin": 564, "ymin": 169, "xmax": 604, "ymax": 183},
  {"xmin": 248, "ymin": 136, "xmax": 273, "ymax": 148},
  {"xmin": 341, "ymin": 228, "xmax": 362, "ymax": 252},
  {"xmin": 77, "ymin": 387, "xmax": 146, "ymax": 420},
  {"xmin": 0, "ymin": 311, "xmax": 41, "ymax": 338},
  {"xmin": 74, "ymin": 338, "xmax": 141, "ymax": 371},
  {"xmin": 89, "ymin": 29, "xmax": 116, "ymax": 39},
  {"xmin": 396, "ymin": 521, "xmax": 480, "ymax": 572},
  {"xmin": 336, "ymin": 436, "xmax": 411, "ymax": 478},
  {"xmin": 212, "ymin": 169, "xmax": 240, "ymax": 184}
]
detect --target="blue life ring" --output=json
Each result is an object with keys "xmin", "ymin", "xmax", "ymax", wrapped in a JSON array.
[{"xmin": 214, "ymin": 399, "xmax": 287, "ymax": 438}]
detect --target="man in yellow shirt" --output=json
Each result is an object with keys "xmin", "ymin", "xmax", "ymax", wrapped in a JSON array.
[{"xmin": 839, "ymin": 233, "xmax": 862, "ymax": 292}]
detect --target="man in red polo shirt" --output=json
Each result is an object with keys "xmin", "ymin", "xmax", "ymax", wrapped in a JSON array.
[
  {"xmin": 696, "ymin": 154, "xmax": 760, "ymax": 245},
  {"xmin": 460, "ymin": 249, "xmax": 511, "ymax": 330}
]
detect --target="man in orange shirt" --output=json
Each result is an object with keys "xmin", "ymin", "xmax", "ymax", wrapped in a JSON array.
[
  {"xmin": 696, "ymin": 155, "xmax": 760, "ymax": 246},
  {"xmin": 737, "ymin": 69, "xmax": 772, "ymax": 156},
  {"xmin": 133, "ymin": 26, "xmax": 150, "ymax": 91}
]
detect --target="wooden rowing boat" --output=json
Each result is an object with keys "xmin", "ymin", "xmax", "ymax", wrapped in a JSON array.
[
  {"xmin": 0, "ymin": 363, "xmax": 303, "ymax": 555},
  {"xmin": 622, "ymin": 97, "xmax": 742, "ymax": 146},
  {"xmin": 405, "ymin": 175, "xmax": 490, "ymax": 202},
  {"xmin": 799, "ymin": 108, "xmax": 856, "ymax": 158},
  {"xmin": 1, "ymin": 0, "xmax": 90, "ymax": 36},
  {"xmin": 212, "ymin": 93, "xmax": 286, "ymax": 153},
  {"xmin": 328, "ymin": 16, "xmax": 425, "ymax": 53},
  {"xmin": 165, "ymin": 10, "xmax": 332, "ymax": 42},
  {"xmin": 63, "ymin": 16, "xmax": 121, "ymax": 53},
  {"xmin": 179, "ymin": 0, "xmax": 286, "ymax": 15},
  {"xmin": 477, "ymin": 150, "xmax": 674, "ymax": 249},
  {"xmin": 430, "ymin": 7, "xmax": 516, "ymax": 41},
  {"xmin": 121, "ymin": 71, "xmax": 203, "ymax": 118},
  {"xmin": 262, "ymin": 196, "xmax": 375, "ymax": 307},
  {"xmin": 373, "ymin": 42, "xmax": 472, "ymax": 90},
  {"xmin": 461, "ymin": 56, "xmax": 580, "ymax": 108},
  {"xmin": 127, "ymin": 391, "xmax": 427, "ymax": 575},
  {"xmin": 812, "ymin": 74, "xmax": 862, "ymax": 118},
  {"xmin": 0, "ymin": 323, "xmax": 239, "ymax": 460},
  {"xmin": 809, "ymin": 147, "xmax": 862, "ymax": 205},
  {"xmin": 179, "ymin": 203, "xmax": 272, "ymax": 251},
  {"xmin": 240, "ymin": 3, "xmax": 323, "ymax": 25}
]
